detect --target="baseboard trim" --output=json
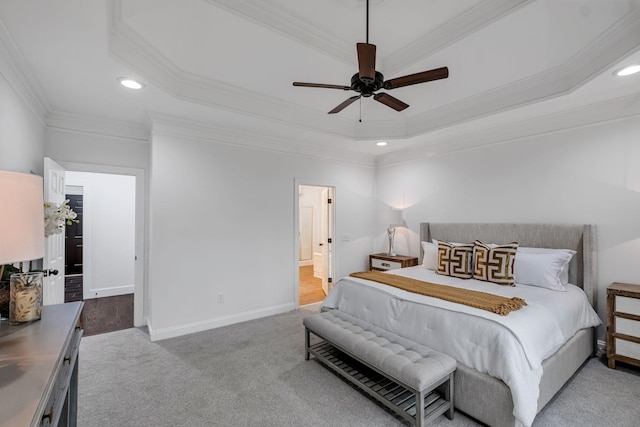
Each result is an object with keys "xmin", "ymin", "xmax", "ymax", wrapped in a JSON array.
[{"xmin": 147, "ymin": 302, "xmax": 296, "ymax": 341}]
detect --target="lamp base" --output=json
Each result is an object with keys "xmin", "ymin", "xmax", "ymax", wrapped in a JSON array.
[
  {"xmin": 9, "ymin": 272, "xmax": 43, "ymax": 324},
  {"xmin": 387, "ymin": 227, "xmax": 396, "ymax": 257}
]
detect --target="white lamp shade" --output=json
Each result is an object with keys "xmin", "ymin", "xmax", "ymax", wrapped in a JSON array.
[
  {"xmin": 0, "ymin": 170, "xmax": 45, "ymax": 264},
  {"xmin": 380, "ymin": 209, "xmax": 403, "ymax": 226}
]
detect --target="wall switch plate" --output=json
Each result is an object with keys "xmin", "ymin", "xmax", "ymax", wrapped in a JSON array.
[
  {"xmin": 341, "ymin": 234, "xmax": 350, "ymax": 242},
  {"xmin": 217, "ymin": 293, "xmax": 224, "ymax": 303}
]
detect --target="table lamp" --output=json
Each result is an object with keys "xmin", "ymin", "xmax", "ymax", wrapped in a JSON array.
[
  {"xmin": 0, "ymin": 170, "xmax": 45, "ymax": 323},
  {"xmin": 380, "ymin": 209, "xmax": 403, "ymax": 256}
]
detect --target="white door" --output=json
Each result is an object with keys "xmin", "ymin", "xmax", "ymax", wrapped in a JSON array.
[
  {"xmin": 320, "ymin": 188, "xmax": 333, "ymax": 295},
  {"xmin": 43, "ymin": 157, "xmax": 66, "ymax": 305}
]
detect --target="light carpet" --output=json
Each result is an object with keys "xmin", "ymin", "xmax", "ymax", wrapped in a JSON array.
[{"xmin": 79, "ymin": 304, "xmax": 640, "ymax": 426}]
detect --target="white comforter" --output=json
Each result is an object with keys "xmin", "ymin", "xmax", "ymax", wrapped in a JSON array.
[{"xmin": 321, "ymin": 267, "xmax": 601, "ymax": 427}]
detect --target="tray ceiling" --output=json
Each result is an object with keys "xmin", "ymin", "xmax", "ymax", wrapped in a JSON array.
[{"xmin": 1, "ymin": 0, "xmax": 639, "ymax": 159}]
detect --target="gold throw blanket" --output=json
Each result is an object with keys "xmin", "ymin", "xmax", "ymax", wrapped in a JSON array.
[{"xmin": 349, "ymin": 271, "xmax": 527, "ymax": 316}]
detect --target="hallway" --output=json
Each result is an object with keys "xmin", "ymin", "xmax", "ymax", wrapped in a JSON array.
[{"xmin": 299, "ymin": 265, "xmax": 325, "ymax": 306}]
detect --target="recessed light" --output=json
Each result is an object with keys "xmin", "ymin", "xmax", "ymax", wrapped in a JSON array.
[
  {"xmin": 117, "ymin": 77, "xmax": 144, "ymax": 89},
  {"xmin": 615, "ymin": 65, "xmax": 640, "ymax": 77},
  {"xmin": 376, "ymin": 141, "xmax": 387, "ymax": 146}
]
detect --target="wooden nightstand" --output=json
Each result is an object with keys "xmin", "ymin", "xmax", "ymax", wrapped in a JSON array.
[
  {"xmin": 369, "ymin": 253, "xmax": 419, "ymax": 271},
  {"xmin": 607, "ymin": 282, "xmax": 640, "ymax": 369}
]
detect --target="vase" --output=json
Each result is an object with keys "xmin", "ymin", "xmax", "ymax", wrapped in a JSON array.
[{"xmin": 9, "ymin": 272, "xmax": 43, "ymax": 324}]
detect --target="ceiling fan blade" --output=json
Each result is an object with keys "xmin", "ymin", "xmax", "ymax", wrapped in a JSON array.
[
  {"xmin": 357, "ymin": 43, "xmax": 376, "ymax": 83},
  {"xmin": 328, "ymin": 95, "xmax": 361, "ymax": 114},
  {"xmin": 373, "ymin": 93, "xmax": 409, "ymax": 111},
  {"xmin": 383, "ymin": 67, "xmax": 449, "ymax": 90},
  {"xmin": 293, "ymin": 82, "xmax": 350, "ymax": 90}
]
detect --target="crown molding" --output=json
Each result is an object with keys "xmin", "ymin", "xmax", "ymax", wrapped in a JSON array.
[
  {"xmin": 0, "ymin": 16, "xmax": 50, "ymax": 125},
  {"xmin": 108, "ymin": 0, "xmax": 358, "ymax": 139},
  {"xmin": 148, "ymin": 112, "xmax": 375, "ymax": 167},
  {"xmin": 376, "ymin": 92, "xmax": 640, "ymax": 167},
  {"xmin": 399, "ymin": 5, "xmax": 640, "ymax": 139},
  {"xmin": 46, "ymin": 110, "xmax": 150, "ymax": 142},
  {"xmin": 206, "ymin": 0, "xmax": 354, "ymax": 66},
  {"xmin": 207, "ymin": 0, "xmax": 527, "ymax": 76},
  {"xmin": 382, "ymin": 0, "xmax": 528, "ymax": 76}
]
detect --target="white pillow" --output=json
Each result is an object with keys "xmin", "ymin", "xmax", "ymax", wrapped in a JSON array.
[
  {"xmin": 421, "ymin": 241, "xmax": 438, "ymax": 270},
  {"xmin": 431, "ymin": 239, "xmax": 468, "ymax": 246},
  {"xmin": 518, "ymin": 247, "xmax": 576, "ymax": 285},
  {"xmin": 514, "ymin": 251, "xmax": 573, "ymax": 291}
]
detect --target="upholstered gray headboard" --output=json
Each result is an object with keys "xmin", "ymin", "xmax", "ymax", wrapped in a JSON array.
[{"xmin": 420, "ymin": 223, "xmax": 597, "ymax": 307}]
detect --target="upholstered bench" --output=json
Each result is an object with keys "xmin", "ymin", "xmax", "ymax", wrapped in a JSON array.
[{"xmin": 304, "ymin": 310, "xmax": 456, "ymax": 426}]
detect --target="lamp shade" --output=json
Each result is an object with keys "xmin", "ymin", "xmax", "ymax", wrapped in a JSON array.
[
  {"xmin": 380, "ymin": 209, "xmax": 403, "ymax": 226},
  {"xmin": 0, "ymin": 170, "xmax": 45, "ymax": 264}
]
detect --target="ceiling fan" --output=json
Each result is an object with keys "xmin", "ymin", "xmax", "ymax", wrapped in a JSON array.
[{"xmin": 292, "ymin": 0, "xmax": 449, "ymax": 115}]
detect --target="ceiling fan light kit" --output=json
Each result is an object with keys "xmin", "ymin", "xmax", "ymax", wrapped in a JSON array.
[{"xmin": 293, "ymin": 0, "xmax": 448, "ymax": 115}]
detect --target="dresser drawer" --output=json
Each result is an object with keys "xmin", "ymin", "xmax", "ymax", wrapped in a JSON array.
[
  {"xmin": 371, "ymin": 258, "xmax": 402, "ymax": 270},
  {"xmin": 615, "ymin": 338, "xmax": 640, "ymax": 360},
  {"xmin": 616, "ymin": 317, "xmax": 640, "ymax": 337},
  {"xmin": 616, "ymin": 296, "xmax": 640, "ymax": 316}
]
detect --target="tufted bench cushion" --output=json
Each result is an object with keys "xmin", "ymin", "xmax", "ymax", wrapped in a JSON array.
[{"xmin": 303, "ymin": 309, "xmax": 456, "ymax": 394}]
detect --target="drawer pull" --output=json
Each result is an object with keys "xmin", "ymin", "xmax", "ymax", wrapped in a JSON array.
[
  {"xmin": 381, "ymin": 263, "xmax": 390, "ymax": 268},
  {"xmin": 42, "ymin": 406, "xmax": 53, "ymax": 422}
]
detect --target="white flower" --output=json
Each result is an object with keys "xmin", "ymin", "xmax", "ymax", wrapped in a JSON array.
[{"xmin": 44, "ymin": 200, "xmax": 79, "ymax": 237}]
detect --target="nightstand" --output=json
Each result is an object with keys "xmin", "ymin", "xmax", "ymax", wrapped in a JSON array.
[
  {"xmin": 369, "ymin": 253, "xmax": 419, "ymax": 271},
  {"xmin": 607, "ymin": 282, "xmax": 640, "ymax": 369}
]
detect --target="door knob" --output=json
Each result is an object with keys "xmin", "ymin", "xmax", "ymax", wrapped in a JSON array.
[{"xmin": 44, "ymin": 269, "xmax": 59, "ymax": 277}]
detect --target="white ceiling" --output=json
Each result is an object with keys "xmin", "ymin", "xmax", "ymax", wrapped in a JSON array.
[{"xmin": 1, "ymin": 0, "xmax": 639, "ymax": 161}]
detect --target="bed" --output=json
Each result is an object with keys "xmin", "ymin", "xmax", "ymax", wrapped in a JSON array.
[{"xmin": 320, "ymin": 223, "xmax": 601, "ymax": 427}]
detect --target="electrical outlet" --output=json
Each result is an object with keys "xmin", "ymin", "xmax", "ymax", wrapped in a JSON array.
[{"xmin": 217, "ymin": 293, "xmax": 224, "ymax": 304}]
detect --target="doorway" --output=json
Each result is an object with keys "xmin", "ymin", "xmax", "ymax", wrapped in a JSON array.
[
  {"xmin": 64, "ymin": 171, "xmax": 136, "ymax": 335},
  {"xmin": 44, "ymin": 158, "xmax": 145, "ymax": 334},
  {"xmin": 297, "ymin": 184, "xmax": 334, "ymax": 306}
]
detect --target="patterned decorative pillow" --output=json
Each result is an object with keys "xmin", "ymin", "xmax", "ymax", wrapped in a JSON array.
[
  {"xmin": 474, "ymin": 240, "xmax": 518, "ymax": 286},
  {"xmin": 437, "ymin": 241, "xmax": 474, "ymax": 279}
]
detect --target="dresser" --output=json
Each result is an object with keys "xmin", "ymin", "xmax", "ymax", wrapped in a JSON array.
[
  {"xmin": 0, "ymin": 302, "xmax": 83, "ymax": 427},
  {"xmin": 369, "ymin": 253, "xmax": 419, "ymax": 271},
  {"xmin": 606, "ymin": 282, "xmax": 640, "ymax": 369}
]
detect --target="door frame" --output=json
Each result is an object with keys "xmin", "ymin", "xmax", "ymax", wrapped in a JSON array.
[
  {"xmin": 294, "ymin": 179, "xmax": 336, "ymax": 307},
  {"xmin": 59, "ymin": 161, "xmax": 146, "ymax": 327}
]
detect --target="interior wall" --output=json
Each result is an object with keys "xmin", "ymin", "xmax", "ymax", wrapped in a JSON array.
[
  {"xmin": 0, "ymin": 64, "xmax": 44, "ymax": 174},
  {"xmin": 375, "ymin": 116, "xmax": 640, "ymax": 332},
  {"xmin": 148, "ymin": 129, "xmax": 375, "ymax": 340},
  {"xmin": 44, "ymin": 128, "xmax": 150, "ymax": 170}
]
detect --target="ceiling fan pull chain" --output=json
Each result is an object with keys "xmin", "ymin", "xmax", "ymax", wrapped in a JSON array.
[{"xmin": 359, "ymin": 97, "xmax": 362, "ymax": 123}]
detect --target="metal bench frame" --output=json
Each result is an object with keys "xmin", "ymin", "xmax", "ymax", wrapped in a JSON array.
[{"xmin": 305, "ymin": 327, "xmax": 454, "ymax": 426}]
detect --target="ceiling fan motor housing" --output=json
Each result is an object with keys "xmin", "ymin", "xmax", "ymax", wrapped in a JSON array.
[{"xmin": 351, "ymin": 71, "xmax": 384, "ymax": 97}]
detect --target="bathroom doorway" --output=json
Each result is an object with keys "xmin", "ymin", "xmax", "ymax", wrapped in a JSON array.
[{"xmin": 297, "ymin": 184, "xmax": 334, "ymax": 306}]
